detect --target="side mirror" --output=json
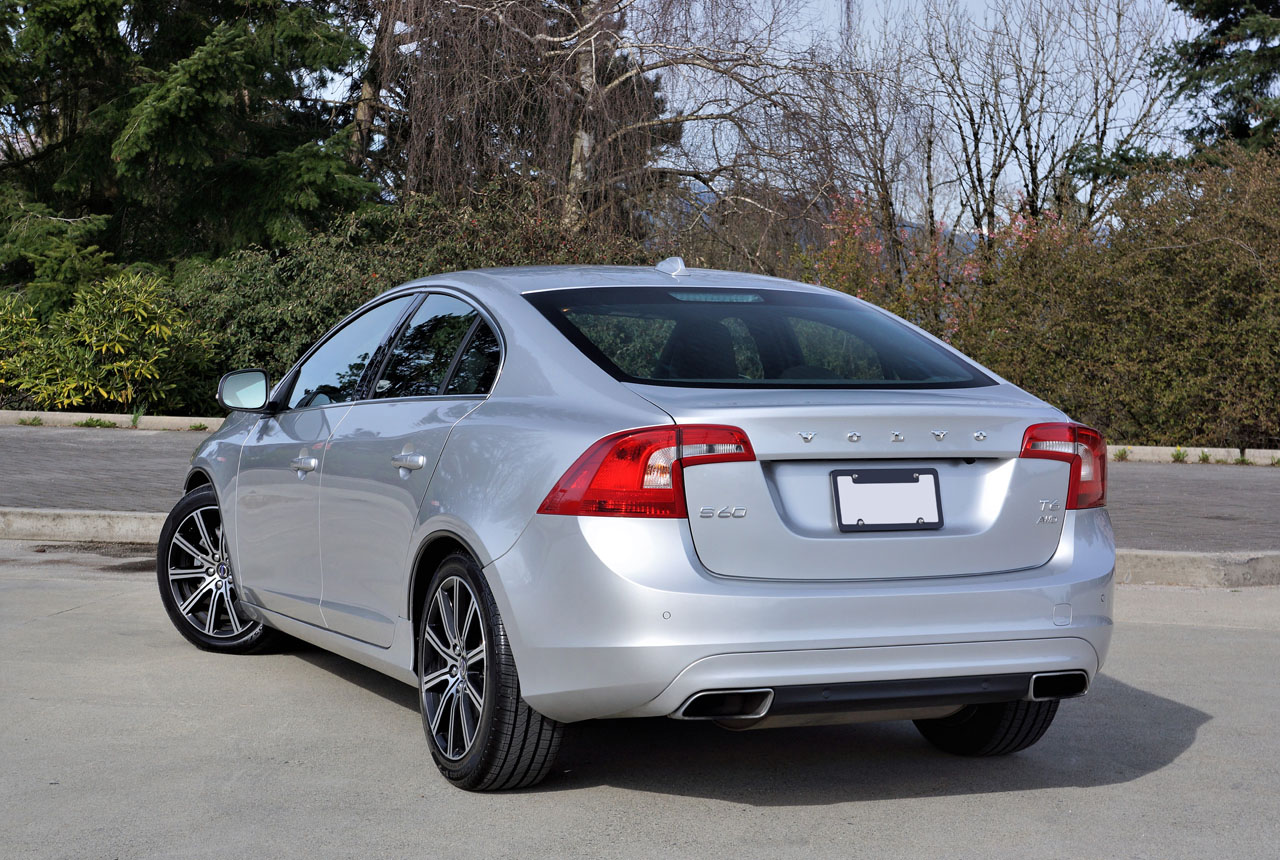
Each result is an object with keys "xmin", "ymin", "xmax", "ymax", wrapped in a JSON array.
[{"xmin": 217, "ymin": 369, "xmax": 271, "ymax": 412}]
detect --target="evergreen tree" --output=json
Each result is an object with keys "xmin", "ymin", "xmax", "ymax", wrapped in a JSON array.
[
  {"xmin": 0, "ymin": 1, "xmax": 372, "ymax": 310},
  {"xmin": 1166, "ymin": 1, "xmax": 1280, "ymax": 148}
]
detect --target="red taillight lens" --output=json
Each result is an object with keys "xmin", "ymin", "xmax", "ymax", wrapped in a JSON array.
[
  {"xmin": 1020, "ymin": 422, "xmax": 1107, "ymax": 509},
  {"xmin": 538, "ymin": 425, "xmax": 755, "ymax": 518}
]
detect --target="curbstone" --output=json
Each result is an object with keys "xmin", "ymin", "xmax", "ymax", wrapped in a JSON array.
[
  {"xmin": 1109, "ymin": 444, "xmax": 1279, "ymax": 464},
  {"xmin": 0, "ymin": 410, "xmax": 223, "ymax": 431},
  {"xmin": 1116, "ymin": 549, "xmax": 1280, "ymax": 588},
  {"xmin": 0, "ymin": 508, "xmax": 165, "ymax": 545}
]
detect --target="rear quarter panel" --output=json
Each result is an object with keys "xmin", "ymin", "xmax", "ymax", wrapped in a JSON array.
[{"xmin": 410, "ymin": 281, "xmax": 673, "ymax": 577}]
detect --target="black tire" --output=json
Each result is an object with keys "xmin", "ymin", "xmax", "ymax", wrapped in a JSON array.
[
  {"xmin": 156, "ymin": 485, "xmax": 275, "ymax": 653},
  {"xmin": 914, "ymin": 699, "xmax": 1060, "ymax": 756},
  {"xmin": 418, "ymin": 552, "xmax": 562, "ymax": 790}
]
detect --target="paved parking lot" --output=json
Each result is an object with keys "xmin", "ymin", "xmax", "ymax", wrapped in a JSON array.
[
  {"xmin": 2, "ymin": 425, "xmax": 1278, "ymax": 550},
  {"xmin": 2, "ymin": 540, "xmax": 1278, "ymax": 859}
]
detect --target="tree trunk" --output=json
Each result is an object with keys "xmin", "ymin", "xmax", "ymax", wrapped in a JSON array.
[{"xmin": 562, "ymin": 2, "xmax": 604, "ymax": 231}]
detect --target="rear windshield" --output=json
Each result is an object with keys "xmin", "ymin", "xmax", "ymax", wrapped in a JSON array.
[{"xmin": 525, "ymin": 287, "xmax": 994, "ymax": 389}]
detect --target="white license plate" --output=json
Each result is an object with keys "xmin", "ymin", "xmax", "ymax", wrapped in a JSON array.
[{"xmin": 832, "ymin": 468, "xmax": 943, "ymax": 532}]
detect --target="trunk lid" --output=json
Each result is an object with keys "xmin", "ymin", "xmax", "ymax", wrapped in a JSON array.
[{"xmin": 628, "ymin": 383, "xmax": 1072, "ymax": 581}]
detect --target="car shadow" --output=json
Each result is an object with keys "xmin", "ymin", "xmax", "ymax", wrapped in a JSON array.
[
  {"xmin": 546, "ymin": 675, "xmax": 1208, "ymax": 804},
  {"xmin": 286, "ymin": 647, "xmax": 1209, "ymax": 803},
  {"xmin": 289, "ymin": 644, "xmax": 421, "ymax": 712}
]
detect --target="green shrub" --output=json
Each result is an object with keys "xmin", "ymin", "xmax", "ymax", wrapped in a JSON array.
[
  {"xmin": 173, "ymin": 189, "xmax": 648, "ymax": 384},
  {"xmin": 0, "ymin": 273, "xmax": 216, "ymax": 413},
  {"xmin": 0, "ymin": 293, "xmax": 40, "ymax": 408}
]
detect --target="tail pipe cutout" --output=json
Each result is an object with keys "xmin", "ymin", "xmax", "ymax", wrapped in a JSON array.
[
  {"xmin": 672, "ymin": 689, "xmax": 775, "ymax": 720},
  {"xmin": 1028, "ymin": 670, "xmax": 1090, "ymax": 701}
]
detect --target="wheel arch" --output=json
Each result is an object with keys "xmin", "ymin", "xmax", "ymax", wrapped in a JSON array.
[
  {"xmin": 408, "ymin": 530, "xmax": 485, "ymax": 671},
  {"xmin": 184, "ymin": 468, "xmax": 213, "ymax": 494}
]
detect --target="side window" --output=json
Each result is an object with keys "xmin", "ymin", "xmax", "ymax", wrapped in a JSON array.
[
  {"xmin": 374, "ymin": 294, "xmax": 477, "ymax": 398},
  {"xmin": 445, "ymin": 319, "xmax": 501, "ymax": 395},
  {"xmin": 287, "ymin": 297, "xmax": 413, "ymax": 409}
]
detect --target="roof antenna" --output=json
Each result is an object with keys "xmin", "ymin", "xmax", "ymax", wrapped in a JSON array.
[{"xmin": 655, "ymin": 256, "xmax": 686, "ymax": 276}]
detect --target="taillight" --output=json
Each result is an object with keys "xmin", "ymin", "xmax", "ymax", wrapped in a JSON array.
[
  {"xmin": 1020, "ymin": 422, "xmax": 1107, "ymax": 509},
  {"xmin": 537, "ymin": 425, "xmax": 755, "ymax": 518}
]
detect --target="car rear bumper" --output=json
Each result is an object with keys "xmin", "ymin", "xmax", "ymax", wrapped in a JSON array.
[{"xmin": 484, "ymin": 508, "xmax": 1115, "ymax": 723}]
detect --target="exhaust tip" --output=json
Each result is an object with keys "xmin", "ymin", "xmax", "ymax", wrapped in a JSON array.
[
  {"xmin": 673, "ymin": 688, "xmax": 774, "ymax": 720},
  {"xmin": 1029, "ymin": 671, "xmax": 1089, "ymax": 701}
]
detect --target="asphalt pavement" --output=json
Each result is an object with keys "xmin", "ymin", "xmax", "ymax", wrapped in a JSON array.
[
  {"xmin": 1, "ymin": 424, "xmax": 1278, "ymax": 551},
  {"xmin": 0, "ymin": 425, "xmax": 198, "ymax": 513},
  {"xmin": 1, "ymin": 540, "xmax": 1277, "ymax": 859}
]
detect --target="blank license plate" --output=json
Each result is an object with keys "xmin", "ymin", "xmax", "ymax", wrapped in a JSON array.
[{"xmin": 831, "ymin": 468, "xmax": 943, "ymax": 532}]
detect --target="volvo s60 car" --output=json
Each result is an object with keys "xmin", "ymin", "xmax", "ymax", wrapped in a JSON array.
[{"xmin": 157, "ymin": 259, "xmax": 1113, "ymax": 791}]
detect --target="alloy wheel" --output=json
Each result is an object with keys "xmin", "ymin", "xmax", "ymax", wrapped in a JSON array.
[
  {"xmin": 421, "ymin": 575, "xmax": 488, "ymax": 761},
  {"xmin": 164, "ymin": 505, "xmax": 248, "ymax": 639}
]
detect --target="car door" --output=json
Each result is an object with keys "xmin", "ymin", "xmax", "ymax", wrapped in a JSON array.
[
  {"xmin": 234, "ymin": 295, "xmax": 415, "ymax": 626},
  {"xmin": 318, "ymin": 292, "xmax": 502, "ymax": 647}
]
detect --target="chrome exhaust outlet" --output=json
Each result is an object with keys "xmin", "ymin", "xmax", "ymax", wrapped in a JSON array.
[
  {"xmin": 672, "ymin": 688, "xmax": 774, "ymax": 720},
  {"xmin": 1028, "ymin": 670, "xmax": 1089, "ymax": 701}
]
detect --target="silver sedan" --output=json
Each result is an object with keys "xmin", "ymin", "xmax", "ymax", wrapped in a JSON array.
[{"xmin": 157, "ymin": 260, "xmax": 1114, "ymax": 790}]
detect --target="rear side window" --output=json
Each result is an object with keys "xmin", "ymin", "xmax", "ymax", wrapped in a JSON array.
[
  {"xmin": 374, "ymin": 294, "xmax": 477, "ymax": 398},
  {"xmin": 445, "ymin": 321, "xmax": 501, "ymax": 395},
  {"xmin": 526, "ymin": 287, "xmax": 992, "ymax": 389}
]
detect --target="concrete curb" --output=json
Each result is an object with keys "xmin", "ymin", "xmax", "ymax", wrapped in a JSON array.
[
  {"xmin": 1115, "ymin": 549, "xmax": 1280, "ymax": 588},
  {"xmin": 1, "ymin": 506, "xmax": 1276, "ymax": 587},
  {"xmin": 0, "ymin": 410, "xmax": 223, "ymax": 432},
  {"xmin": 0, "ymin": 508, "xmax": 165, "ymax": 545},
  {"xmin": 1109, "ymin": 444, "xmax": 1280, "ymax": 465}
]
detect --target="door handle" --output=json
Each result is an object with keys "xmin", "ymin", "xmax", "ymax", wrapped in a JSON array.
[
  {"xmin": 290, "ymin": 456, "xmax": 319, "ymax": 473},
  {"xmin": 391, "ymin": 453, "xmax": 427, "ymax": 471}
]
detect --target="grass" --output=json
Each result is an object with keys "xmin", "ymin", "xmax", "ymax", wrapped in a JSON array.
[
  {"xmin": 16, "ymin": 415, "xmax": 43, "ymax": 426},
  {"xmin": 1199, "ymin": 450, "xmax": 1211, "ymax": 463},
  {"xmin": 1233, "ymin": 456, "xmax": 1252, "ymax": 466},
  {"xmin": 1112, "ymin": 446, "xmax": 1130, "ymax": 462},
  {"xmin": 187, "ymin": 422, "xmax": 209, "ymax": 432},
  {"xmin": 1171, "ymin": 446, "xmax": 1188, "ymax": 463},
  {"xmin": 129, "ymin": 406, "xmax": 144, "ymax": 428},
  {"xmin": 72, "ymin": 417, "xmax": 119, "ymax": 429}
]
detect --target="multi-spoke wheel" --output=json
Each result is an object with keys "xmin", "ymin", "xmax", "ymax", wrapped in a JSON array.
[
  {"xmin": 156, "ymin": 485, "xmax": 274, "ymax": 653},
  {"xmin": 419, "ymin": 553, "xmax": 563, "ymax": 790},
  {"xmin": 422, "ymin": 575, "xmax": 488, "ymax": 760}
]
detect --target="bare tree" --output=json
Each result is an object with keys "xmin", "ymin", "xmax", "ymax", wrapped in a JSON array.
[
  {"xmin": 343, "ymin": 0, "xmax": 839, "ymax": 241},
  {"xmin": 918, "ymin": 0, "xmax": 1175, "ymax": 234},
  {"xmin": 339, "ymin": 0, "xmax": 1175, "ymax": 262}
]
